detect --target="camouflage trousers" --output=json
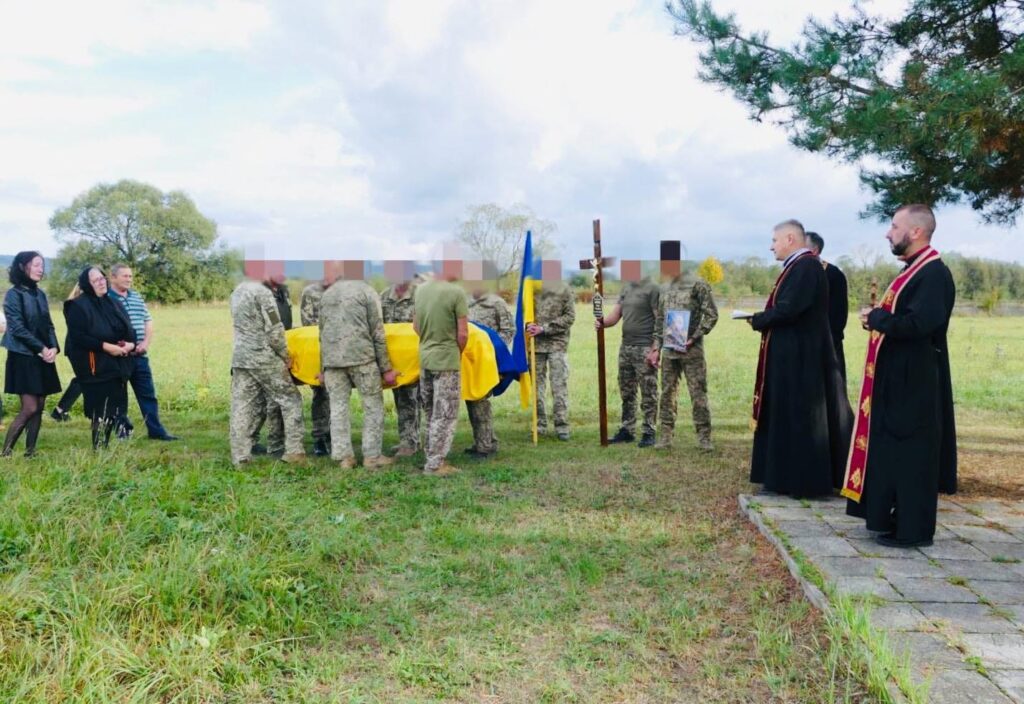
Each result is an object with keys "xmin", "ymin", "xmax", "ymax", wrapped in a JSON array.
[
  {"xmin": 311, "ymin": 385, "xmax": 330, "ymax": 442},
  {"xmin": 466, "ymin": 396, "xmax": 497, "ymax": 453},
  {"xmin": 323, "ymin": 363, "xmax": 385, "ymax": 462},
  {"xmin": 659, "ymin": 350, "xmax": 711, "ymax": 443},
  {"xmin": 392, "ymin": 384, "xmax": 421, "ymax": 451},
  {"xmin": 618, "ymin": 344, "xmax": 658, "ymax": 437},
  {"xmin": 420, "ymin": 369, "xmax": 460, "ymax": 471},
  {"xmin": 231, "ymin": 365, "xmax": 304, "ymax": 465},
  {"xmin": 535, "ymin": 351, "xmax": 570, "ymax": 434}
]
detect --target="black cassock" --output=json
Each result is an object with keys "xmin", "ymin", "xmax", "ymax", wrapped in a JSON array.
[
  {"xmin": 824, "ymin": 262, "xmax": 849, "ymax": 380},
  {"xmin": 847, "ymin": 256, "xmax": 957, "ymax": 542},
  {"xmin": 750, "ymin": 255, "xmax": 853, "ymax": 498}
]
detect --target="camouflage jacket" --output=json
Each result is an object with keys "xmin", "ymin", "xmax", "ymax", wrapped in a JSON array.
[
  {"xmin": 230, "ymin": 281, "xmax": 290, "ymax": 368},
  {"xmin": 319, "ymin": 279, "xmax": 391, "ymax": 372},
  {"xmin": 654, "ymin": 274, "xmax": 719, "ymax": 356},
  {"xmin": 380, "ymin": 281, "xmax": 417, "ymax": 324},
  {"xmin": 533, "ymin": 285, "xmax": 575, "ymax": 352},
  {"xmin": 469, "ymin": 293, "xmax": 515, "ymax": 345},
  {"xmin": 300, "ymin": 281, "xmax": 326, "ymax": 326}
]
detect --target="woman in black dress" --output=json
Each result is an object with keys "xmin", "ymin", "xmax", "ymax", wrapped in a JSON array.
[
  {"xmin": 63, "ymin": 267, "xmax": 137, "ymax": 449},
  {"xmin": 1, "ymin": 251, "xmax": 62, "ymax": 457}
]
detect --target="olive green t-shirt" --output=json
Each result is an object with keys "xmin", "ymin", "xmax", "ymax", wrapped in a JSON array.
[
  {"xmin": 414, "ymin": 280, "xmax": 469, "ymax": 371},
  {"xmin": 617, "ymin": 278, "xmax": 660, "ymax": 347}
]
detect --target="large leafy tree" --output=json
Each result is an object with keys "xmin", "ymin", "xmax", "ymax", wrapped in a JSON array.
[
  {"xmin": 456, "ymin": 203, "xmax": 559, "ymax": 280},
  {"xmin": 668, "ymin": 0, "xmax": 1024, "ymax": 224},
  {"xmin": 49, "ymin": 180, "xmax": 240, "ymax": 302}
]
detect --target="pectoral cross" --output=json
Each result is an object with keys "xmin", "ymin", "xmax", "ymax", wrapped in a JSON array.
[{"xmin": 579, "ymin": 219, "xmax": 616, "ymax": 447}]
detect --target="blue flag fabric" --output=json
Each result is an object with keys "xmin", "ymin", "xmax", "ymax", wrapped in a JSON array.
[
  {"xmin": 511, "ymin": 230, "xmax": 542, "ymax": 377},
  {"xmin": 471, "ymin": 322, "xmax": 518, "ymax": 397}
]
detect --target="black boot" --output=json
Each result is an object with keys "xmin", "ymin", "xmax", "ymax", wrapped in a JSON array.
[
  {"xmin": 637, "ymin": 432, "xmax": 656, "ymax": 448},
  {"xmin": 312, "ymin": 439, "xmax": 330, "ymax": 457},
  {"xmin": 609, "ymin": 428, "xmax": 635, "ymax": 444}
]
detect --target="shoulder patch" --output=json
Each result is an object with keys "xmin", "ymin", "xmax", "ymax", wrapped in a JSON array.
[{"xmin": 267, "ymin": 308, "xmax": 281, "ymax": 326}]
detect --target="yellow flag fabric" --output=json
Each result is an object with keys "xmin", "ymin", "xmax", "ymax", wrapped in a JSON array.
[
  {"xmin": 285, "ymin": 323, "xmax": 499, "ymax": 402},
  {"xmin": 519, "ymin": 278, "xmax": 541, "ymax": 409}
]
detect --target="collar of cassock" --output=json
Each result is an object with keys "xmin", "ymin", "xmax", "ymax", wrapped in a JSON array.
[{"xmin": 783, "ymin": 247, "xmax": 812, "ymax": 269}]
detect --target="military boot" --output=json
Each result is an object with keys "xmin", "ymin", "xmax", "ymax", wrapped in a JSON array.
[
  {"xmin": 609, "ymin": 428, "xmax": 634, "ymax": 444},
  {"xmin": 637, "ymin": 432, "xmax": 656, "ymax": 448},
  {"xmin": 654, "ymin": 429, "xmax": 673, "ymax": 450}
]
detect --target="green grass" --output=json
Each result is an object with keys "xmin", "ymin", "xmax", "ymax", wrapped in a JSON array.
[{"xmin": 0, "ymin": 304, "xmax": 1021, "ymax": 702}]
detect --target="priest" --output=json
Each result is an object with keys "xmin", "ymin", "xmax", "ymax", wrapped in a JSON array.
[
  {"xmin": 842, "ymin": 204, "xmax": 957, "ymax": 548},
  {"xmin": 749, "ymin": 219, "xmax": 853, "ymax": 498}
]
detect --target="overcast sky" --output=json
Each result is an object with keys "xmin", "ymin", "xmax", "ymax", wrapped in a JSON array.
[{"xmin": 1, "ymin": 0, "xmax": 1020, "ymax": 268}]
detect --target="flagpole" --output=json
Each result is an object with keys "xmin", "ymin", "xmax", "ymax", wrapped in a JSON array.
[{"xmin": 529, "ymin": 334, "xmax": 538, "ymax": 445}]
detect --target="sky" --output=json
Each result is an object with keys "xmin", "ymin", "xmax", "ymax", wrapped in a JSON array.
[{"xmin": 1, "ymin": 0, "xmax": 1021, "ymax": 269}]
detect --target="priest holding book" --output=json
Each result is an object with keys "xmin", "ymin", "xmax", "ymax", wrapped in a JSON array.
[
  {"xmin": 747, "ymin": 219, "xmax": 853, "ymax": 498},
  {"xmin": 842, "ymin": 204, "xmax": 957, "ymax": 548}
]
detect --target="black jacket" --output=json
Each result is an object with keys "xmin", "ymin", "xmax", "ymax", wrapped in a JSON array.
[
  {"xmin": 63, "ymin": 296, "xmax": 137, "ymax": 384},
  {"xmin": 1, "ymin": 285, "xmax": 59, "ymax": 355}
]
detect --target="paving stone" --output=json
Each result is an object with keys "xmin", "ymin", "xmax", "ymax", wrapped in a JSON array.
[
  {"xmin": 912, "ymin": 668, "xmax": 1015, "ymax": 704},
  {"xmin": 867, "ymin": 603, "xmax": 929, "ymax": 631},
  {"xmin": 742, "ymin": 494, "xmax": 801, "ymax": 507},
  {"xmin": 917, "ymin": 603, "xmax": 1020, "ymax": 634},
  {"xmin": 938, "ymin": 510, "xmax": 993, "ymax": 527},
  {"xmin": 888, "ymin": 576, "xmax": 979, "ymax": 603},
  {"xmin": 975, "ymin": 543, "xmax": 1024, "ymax": 561},
  {"xmin": 1002, "ymin": 605, "xmax": 1024, "ymax": 628},
  {"xmin": 921, "ymin": 540, "xmax": 992, "ymax": 561},
  {"xmin": 939, "ymin": 559, "xmax": 1024, "ymax": 582},
  {"xmin": 849, "ymin": 538, "xmax": 929, "ymax": 559},
  {"xmin": 872, "ymin": 557, "xmax": 947, "ymax": 579},
  {"xmin": 787, "ymin": 535, "xmax": 861, "ymax": 558},
  {"xmin": 820, "ymin": 514, "xmax": 865, "ymax": 529},
  {"xmin": 759, "ymin": 506, "xmax": 818, "ymax": 521},
  {"xmin": 989, "ymin": 670, "xmax": 1024, "ymax": 704},
  {"xmin": 972, "ymin": 580, "xmax": 1024, "ymax": 605},
  {"xmin": 960, "ymin": 634, "xmax": 1024, "ymax": 670},
  {"xmin": 815, "ymin": 556, "xmax": 883, "ymax": 579},
  {"xmin": 772, "ymin": 519, "xmax": 837, "ymax": 538},
  {"xmin": 889, "ymin": 631, "xmax": 969, "ymax": 669},
  {"xmin": 949, "ymin": 525, "xmax": 1024, "ymax": 544},
  {"xmin": 833, "ymin": 576, "xmax": 903, "ymax": 600}
]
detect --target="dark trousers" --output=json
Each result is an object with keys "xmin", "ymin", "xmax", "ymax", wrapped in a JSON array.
[{"xmin": 56, "ymin": 356, "xmax": 168, "ymax": 438}]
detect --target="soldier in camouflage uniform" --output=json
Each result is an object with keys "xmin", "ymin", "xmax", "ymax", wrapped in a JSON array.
[
  {"xmin": 653, "ymin": 265, "xmax": 719, "ymax": 451},
  {"xmin": 465, "ymin": 286, "xmax": 514, "ymax": 458},
  {"xmin": 300, "ymin": 280, "xmax": 331, "ymax": 456},
  {"xmin": 319, "ymin": 272, "xmax": 397, "ymax": 469},
  {"xmin": 250, "ymin": 275, "xmax": 292, "ymax": 456},
  {"xmin": 596, "ymin": 261, "xmax": 661, "ymax": 446},
  {"xmin": 380, "ymin": 277, "xmax": 421, "ymax": 456},
  {"xmin": 414, "ymin": 274, "xmax": 469, "ymax": 476},
  {"xmin": 229, "ymin": 280, "xmax": 305, "ymax": 466},
  {"xmin": 527, "ymin": 280, "xmax": 575, "ymax": 440}
]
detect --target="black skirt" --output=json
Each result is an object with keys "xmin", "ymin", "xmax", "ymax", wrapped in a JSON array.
[
  {"xmin": 4, "ymin": 351, "xmax": 62, "ymax": 396},
  {"xmin": 81, "ymin": 379, "xmax": 129, "ymax": 421}
]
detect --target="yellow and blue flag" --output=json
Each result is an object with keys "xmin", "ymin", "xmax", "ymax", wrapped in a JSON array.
[{"xmin": 512, "ymin": 230, "xmax": 542, "ymax": 408}]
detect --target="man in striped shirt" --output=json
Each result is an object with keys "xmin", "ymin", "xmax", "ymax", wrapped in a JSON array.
[{"xmin": 108, "ymin": 264, "xmax": 178, "ymax": 441}]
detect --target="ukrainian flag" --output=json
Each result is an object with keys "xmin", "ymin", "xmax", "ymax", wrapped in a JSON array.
[{"xmin": 512, "ymin": 230, "xmax": 542, "ymax": 409}]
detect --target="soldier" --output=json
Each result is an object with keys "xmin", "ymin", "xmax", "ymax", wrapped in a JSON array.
[
  {"xmin": 381, "ymin": 266, "xmax": 422, "ymax": 457},
  {"xmin": 250, "ymin": 271, "xmax": 292, "ymax": 456},
  {"xmin": 650, "ymin": 243, "xmax": 719, "ymax": 451},
  {"xmin": 465, "ymin": 276, "xmax": 514, "ymax": 459},
  {"xmin": 595, "ymin": 259, "xmax": 660, "ymax": 447},
  {"xmin": 319, "ymin": 262, "xmax": 397, "ymax": 469},
  {"xmin": 527, "ymin": 260, "xmax": 575, "ymax": 440},
  {"xmin": 413, "ymin": 263, "xmax": 468, "ymax": 476},
  {"xmin": 300, "ymin": 278, "xmax": 331, "ymax": 456},
  {"xmin": 229, "ymin": 275, "xmax": 305, "ymax": 467}
]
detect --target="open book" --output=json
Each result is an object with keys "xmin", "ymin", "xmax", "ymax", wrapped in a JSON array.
[{"xmin": 731, "ymin": 310, "xmax": 756, "ymax": 320}]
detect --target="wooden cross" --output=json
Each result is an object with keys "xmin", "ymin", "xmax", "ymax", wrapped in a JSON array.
[{"xmin": 579, "ymin": 219, "xmax": 615, "ymax": 447}]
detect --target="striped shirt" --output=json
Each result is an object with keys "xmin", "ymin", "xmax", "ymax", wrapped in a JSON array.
[{"xmin": 108, "ymin": 288, "xmax": 151, "ymax": 341}]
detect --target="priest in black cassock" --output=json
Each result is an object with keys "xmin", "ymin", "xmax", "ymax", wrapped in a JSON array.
[
  {"xmin": 807, "ymin": 232, "xmax": 849, "ymax": 381},
  {"xmin": 748, "ymin": 220, "xmax": 853, "ymax": 498},
  {"xmin": 843, "ymin": 204, "xmax": 957, "ymax": 548}
]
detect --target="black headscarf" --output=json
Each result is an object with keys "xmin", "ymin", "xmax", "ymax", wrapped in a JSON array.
[
  {"xmin": 77, "ymin": 266, "xmax": 134, "ymax": 340},
  {"xmin": 9, "ymin": 251, "xmax": 43, "ymax": 289}
]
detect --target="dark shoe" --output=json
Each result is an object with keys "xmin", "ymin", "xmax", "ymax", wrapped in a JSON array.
[
  {"xmin": 876, "ymin": 533, "xmax": 933, "ymax": 549},
  {"xmin": 50, "ymin": 408, "xmax": 71, "ymax": 422},
  {"xmin": 637, "ymin": 433, "xmax": 656, "ymax": 448},
  {"xmin": 557, "ymin": 432, "xmax": 571, "ymax": 441},
  {"xmin": 463, "ymin": 447, "xmax": 495, "ymax": 460},
  {"xmin": 150, "ymin": 434, "xmax": 179, "ymax": 441},
  {"xmin": 268, "ymin": 450, "xmax": 284, "ymax": 460},
  {"xmin": 609, "ymin": 429, "xmax": 634, "ymax": 444},
  {"xmin": 251, "ymin": 443, "xmax": 268, "ymax": 456},
  {"xmin": 312, "ymin": 439, "xmax": 330, "ymax": 456}
]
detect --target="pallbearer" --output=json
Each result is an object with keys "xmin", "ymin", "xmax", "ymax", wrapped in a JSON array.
[
  {"xmin": 843, "ymin": 204, "xmax": 957, "ymax": 548},
  {"xmin": 748, "ymin": 219, "xmax": 852, "ymax": 498}
]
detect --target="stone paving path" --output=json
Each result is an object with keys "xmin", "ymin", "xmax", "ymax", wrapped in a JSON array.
[{"xmin": 740, "ymin": 494, "xmax": 1024, "ymax": 703}]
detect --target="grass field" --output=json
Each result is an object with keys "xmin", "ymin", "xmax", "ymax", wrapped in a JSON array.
[{"xmin": 0, "ymin": 303, "xmax": 1021, "ymax": 703}]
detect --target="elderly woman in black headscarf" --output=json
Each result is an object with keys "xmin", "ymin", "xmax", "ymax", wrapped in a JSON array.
[
  {"xmin": 63, "ymin": 266, "xmax": 137, "ymax": 449},
  {"xmin": 1, "ymin": 251, "xmax": 61, "ymax": 457}
]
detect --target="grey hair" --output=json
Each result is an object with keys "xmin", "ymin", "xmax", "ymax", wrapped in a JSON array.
[
  {"xmin": 110, "ymin": 262, "xmax": 132, "ymax": 276},
  {"xmin": 773, "ymin": 219, "xmax": 806, "ymax": 238}
]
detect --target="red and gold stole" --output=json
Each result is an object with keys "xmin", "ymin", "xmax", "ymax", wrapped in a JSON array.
[
  {"xmin": 751, "ymin": 251, "xmax": 816, "ymax": 430},
  {"xmin": 841, "ymin": 246, "xmax": 942, "ymax": 502}
]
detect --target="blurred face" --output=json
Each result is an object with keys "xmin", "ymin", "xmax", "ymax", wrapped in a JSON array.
[
  {"xmin": 110, "ymin": 267, "xmax": 133, "ymax": 291},
  {"xmin": 88, "ymin": 268, "xmax": 108, "ymax": 296},
  {"xmin": 886, "ymin": 210, "xmax": 916, "ymax": 257},
  {"xmin": 24, "ymin": 256, "xmax": 44, "ymax": 282}
]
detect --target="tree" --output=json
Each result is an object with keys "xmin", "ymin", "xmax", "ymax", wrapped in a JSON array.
[
  {"xmin": 49, "ymin": 180, "xmax": 239, "ymax": 303},
  {"xmin": 697, "ymin": 256, "xmax": 724, "ymax": 284},
  {"xmin": 668, "ymin": 0, "xmax": 1024, "ymax": 224},
  {"xmin": 455, "ymin": 203, "xmax": 559, "ymax": 279}
]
